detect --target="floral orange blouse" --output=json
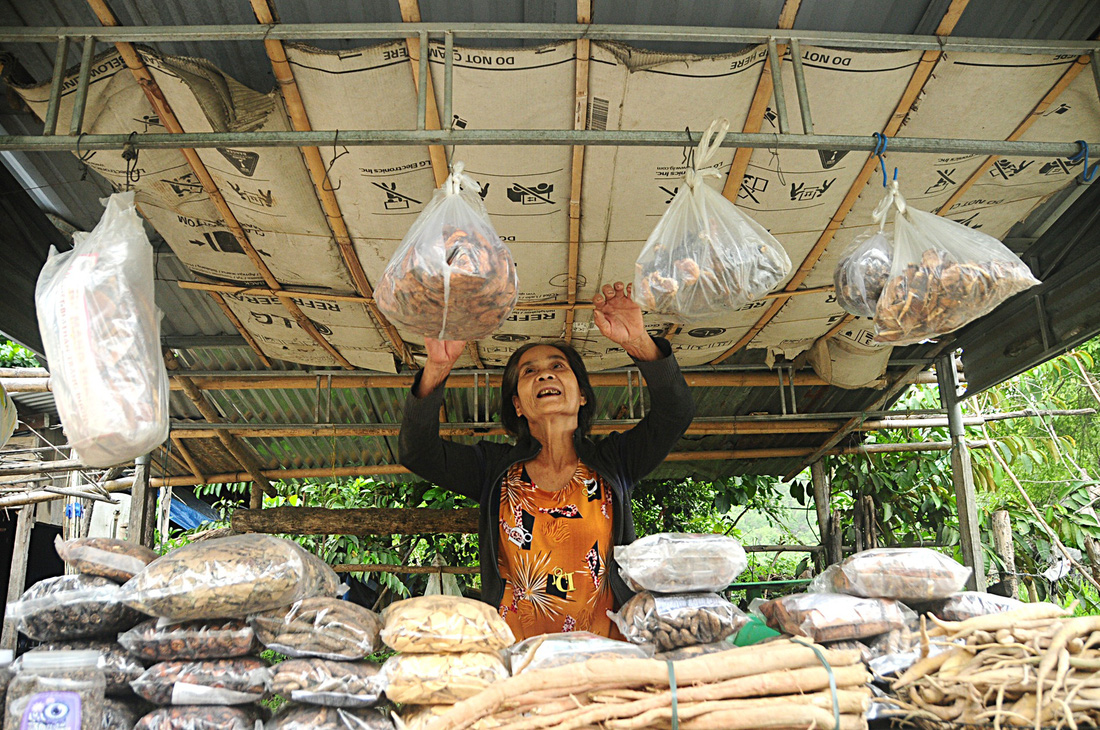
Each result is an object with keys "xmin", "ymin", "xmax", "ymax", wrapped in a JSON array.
[{"xmin": 497, "ymin": 461, "xmax": 616, "ymax": 640}]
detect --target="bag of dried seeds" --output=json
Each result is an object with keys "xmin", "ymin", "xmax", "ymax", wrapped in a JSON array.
[
  {"xmin": 613, "ymin": 533, "xmax": 747, "ymax": 593},
  {"xmin": 14, "ymin": 639, "xmax": 145, "ymax": 696},
  {"xmin": 375, "ymin": 162, "xmax": 518, "ymax": 341},
  {"xmin": 507, "ymin": 631, "xmax": 651, "ymax": 674},
  {"xmin": 131, "ymin": 658, "xmax": 271, "ymax": 705},
  {"xmin": 634, "ymin": 119, "xmax": 791, "ymax": 321},
  {"xmin": 381, "ymin": 652, "xmax": 507, "ymax": 705},
  {"xmin": 266, "ymin": 704, "xmax": 394, "ymax": 730},
  {"xmin": 55, "ymin": 535, "xmax": 159, "ymax": 583},
  {"xmin": 121, "ymin": 534, "xmax": 342, "ymax": 621},
  {"xmin": 811, "ymin": 547, "xmax": 971, "ymax": 602},
  {"xmin": 7, "ymin": 574, "xmax": 144, "ymax": 641},
  {"xmin": 608, "ymin": 592, "xmax": 749, "ymax": 652},
  {"xmin": 119, "ymin": 619, "xmax": 259, "ymax": 662},
  {"xmin": 135, "ymin": 705, "xmax": 265, "ymax": 730},
  {"xmin": 379, "ymin": 596, "xmax": 514, "ymax": 653},
  {"xmin": 250, "ymin": 597, "xmax": 381, "ymax": 661},
  {"xmin": 871, "ymin": 180, "xmax": 1039, "ymax": 345},
  {"xmin": 270, "ymin": 659, "xmax": 383, "ymax": 708}
]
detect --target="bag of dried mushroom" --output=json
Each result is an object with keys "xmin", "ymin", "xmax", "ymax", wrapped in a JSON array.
[
  {"xmin": 251, "ymin": 597, "xmax": 381, "ymax": 660},
  {"xmin": 868, "ymin": 180, "xmax": 1039, "ymax": 345},
  {"xmin": 375, "ymin": 162, "xmax": 518, "ymax": 341},
  {"xmin": 634, "ymin": 119, "xmax": 791, "ymax": 321},
  {"xmin": 55, "ymin": 535, "xmax": 159, "ymax": 583},
  {"xmin": 119, "ymin": 619, "xmax": 259, "ymax": 662},
  {"xmin": 811, "ymin": 547, "xmax": 971, "ymax": 602},
  {"xmin": 6, "ymin": 574, "xmax": 144, "ymax": 641},
  {"xmin": 380, "ymin": 596, "xmax": 514, "ymax": 653},
  {"xmin": 381, "ymin": 652, "xmax": 507, "ymax": 705},
  {"xmin": 121, "ymin": 534, "xmax": 342, "ymax": 621},
  {"xmin": 608, "ymin": 592, "xmax": 749, "ymax": 652}
]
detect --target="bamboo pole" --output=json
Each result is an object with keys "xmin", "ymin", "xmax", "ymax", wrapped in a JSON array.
[
  {"xmin": 711, "ymin": 0, "xmax": 971, "ymax": 364},
  {"xmin": 0, "ymin": 368, "xmax": 49, "ymax": 378},
  {"xmin": 563, "ymin": 0, "xmax": 591, "ymax": 344}
]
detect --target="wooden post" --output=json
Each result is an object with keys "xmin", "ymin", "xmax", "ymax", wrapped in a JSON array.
[
  {"xmin": 1084, "ymin": 537, "xmax": 1100, "ymax": 587},
  {"xmin": 828, "ymin": 508, "xmax": 844, "ymax": 561},
  {"xmin": 129, "ymin": 453, "xmax": 157, "ymax": 548},
  {"xmin": 991, "ymin": 509, "xmax": 1017, "ymax": 597},
  {"xmin": 937, "ymin": 353, "xmax": 986, "ymax": 591},
  {"xmin": 1, "ymin": 507, "xmax": 33, "ymax": 651},
  {"xmin": 810, "ymin": 460, "xmax": 835, "ymax": 567}
]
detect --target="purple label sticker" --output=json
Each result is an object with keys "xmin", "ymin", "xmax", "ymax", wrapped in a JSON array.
[{"xmin": 19, "ymin": 691, "xmax": 82, "ymax": 729}]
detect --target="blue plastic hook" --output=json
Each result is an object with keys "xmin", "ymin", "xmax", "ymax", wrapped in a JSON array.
[
  {"xmin": 1069, "ymin": 140, "xmax": 1099, "ymax": 183},
  {"xmin": 872, "ymin": 132, "xmax": 890, "ymax": 187}
]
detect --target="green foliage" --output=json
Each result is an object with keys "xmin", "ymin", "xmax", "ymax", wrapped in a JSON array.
[{"xmin": 0, "ymin": 340, "xmax": 38, "ymax": 368}]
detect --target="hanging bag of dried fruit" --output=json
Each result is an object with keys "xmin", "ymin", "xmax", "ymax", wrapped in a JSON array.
[
  {"xmin": 634, "ymin": 119, "xmax": 792, "ymax": 321},
  {"xmin": 872, "ymin": 179, "xmax": 1039, "ymax": 345},
  {"xmin": 376, "ymin": 163, "xmax": 518, "ymax": 341}
]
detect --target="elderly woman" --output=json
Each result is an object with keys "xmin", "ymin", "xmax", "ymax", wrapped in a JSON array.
[{"xmin": 400, "ymin": 282, "xmax": 694, "ymax": 640}]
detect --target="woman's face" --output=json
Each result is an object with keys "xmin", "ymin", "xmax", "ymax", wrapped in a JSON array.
[{"xmin": 511, "ymin": 345, "xmax": 587, "ymax": 424}]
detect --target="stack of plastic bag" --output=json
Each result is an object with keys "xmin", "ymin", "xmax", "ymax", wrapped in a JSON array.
[
  {"xmin": 608, "ymin": 533, "xmax": 749, "ymax": 656},
  {"xmin": 35, "ymin": 191, "xmax": 169, "ymax": 467},
  {"xmin": 634, "ymin": 119, "xmax": 791, "ymax": 321}
]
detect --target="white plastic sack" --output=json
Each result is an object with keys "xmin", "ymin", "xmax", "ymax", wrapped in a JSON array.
[
  {"xmin": 634, "ymin": 119, "xmax": 791, "ymax": 321},
  {"xmin": 0, "ymin": 381, "xmax": 15, "ymax": 449},
  {"xmin": 375, "ymin": 162, "xmax": 518, "ymax": 340},
  {"xmin": 35, "ymin": 192, "xmax": 169, "ymax": 467},
  {"xmin": 872, "ymin": 181, "xmax": 1039, "ymax": 345}
]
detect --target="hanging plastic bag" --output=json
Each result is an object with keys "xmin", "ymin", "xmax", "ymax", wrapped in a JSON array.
[
  {"xmin": 634, "ymin": 119, "xmax": 791, "ymax": 321},
  {"xmin": 834, "ymin": 190, "xmax": 895, "ymax": 318},
  {"xmin": 35, "ymin": 191, "xmax": 169, "ymax": 467},
  {"xmin": 375, "ymin": 163, "xmax": 518, "ymax": 341},
  {"xmin": 872, "ymin": 180, "xmax": 1039, "ymax": 344},
  {"xmin": 0, "ymin": 381, "xmax": 14, "ymax": 449}
]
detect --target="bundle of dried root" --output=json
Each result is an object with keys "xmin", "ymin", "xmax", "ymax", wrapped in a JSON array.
[{"xmin": 422, "ymin": 638, "xmax": 871, "ymax": 730}]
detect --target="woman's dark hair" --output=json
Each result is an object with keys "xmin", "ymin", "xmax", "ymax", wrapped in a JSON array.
[{"xmin": 500, "ymin": 341, "xmax": 597, "ymax": 441}]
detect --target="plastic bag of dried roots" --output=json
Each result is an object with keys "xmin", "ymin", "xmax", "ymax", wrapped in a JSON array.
[
  {"xmin": 608, "ymin": 592, "xmax": 749, "ymax": 652},
  {"xmin": 375, "ymin": 162, "xmax": 518, "ymax": 340},
  {"xmin": 872, "ymin": 181, "xmax": 1039, "ymax": 345},
  {"xmin": 634, "ymin": 119, "xmax": 791, "ymax": 321},
  {"xmin": 811, "ymin": 547, "xmax": 971, "ymax": 602},
  {"xmin": 131, "ymin": 658, "xmax": 271, "ymax": 705},
  {"xmin": 759, "ymin": 593, "xmax": 908, "ymax": 643},
  {"xmin": 613, "ymin": 533, "xmax": 747, "ymax": 593},
  {"xmin": 270, "ymin": 659, "xmax": 382, "ymax": 708},
  {"xmin": 250, "ymin": 597, "xmax": 381, "ymax": 661}
]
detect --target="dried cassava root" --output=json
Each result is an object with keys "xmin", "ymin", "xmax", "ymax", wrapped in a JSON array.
[{"xmin": 422, "ymin": 640, "xmax": 869, "ymax": 730}]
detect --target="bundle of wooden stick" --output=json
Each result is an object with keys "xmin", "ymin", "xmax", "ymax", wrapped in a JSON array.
[
  {"xmin": 422, "ymin": 639, "xmax": 870, "ymax": 730},
  {"xmin": 889, "ymin": 603, "xmax": 1100, "ymax": 728}
]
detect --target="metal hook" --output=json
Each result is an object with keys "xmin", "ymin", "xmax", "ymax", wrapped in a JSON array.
[
  {"xmin": 121, "ymin": 131, "xmax": 140, "ymax": 190},
  {"xmin": 76, "ymin": 132, "xmax": 94, "ymax": 181},
  {"xmin": 1069, "ymin": 140, "xmax": 1099, "ymax": 183},
  {"xmin": 322, "ymin": 130, "xmax": 347, "ymax": 192}
]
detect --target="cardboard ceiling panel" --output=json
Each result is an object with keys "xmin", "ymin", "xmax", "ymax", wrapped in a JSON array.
[{"xmin": 13, "ymin": 42, "xmax": 1095, "ymax": 377}]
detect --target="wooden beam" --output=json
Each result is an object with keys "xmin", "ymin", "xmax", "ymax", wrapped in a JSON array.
[
  {"xmin": 84, "ymin": 0, "xmax": 354, "ymax": 369},
  {"xmin": 334, "ymin": 563, "xmax": 479, "ymax": 574},
  {"xmin": 398, "ymin": 0, "xmax": 448, "ymax": 187},
  {"xmin": 170, "ymin": 436, "xmax": 207, "ymax": 484},
  {"xmin": 129, "ymin": 453, "xmax": 156, "ymax": 548},
  {"xmin": 563, "ymin": 0, "xmax": 591, "ymax": 344},
  {"xmin": 164, "ymin": 352, "xmax": 274, "ymax": 495},
  {"xmin": 232, "ymin": 506, "xmax": 478, "ymax": 535},
  {"xmin": 712, "ymin": 0, "xmax": 971, "ymax": 363},
  {"xmin": 720, "ymin": 0, "xmax": 802, "ymax": 202},
  {"xmin": 0, "ymin": 506, "xmax": 33, "ymax": 651},
  {"xmin": 248, "ymin": 0, "xmax": 413, "ymax": 368},
  {"xmin": 0, "ymin": 477, "xmax": 136, "ymax": 509}
]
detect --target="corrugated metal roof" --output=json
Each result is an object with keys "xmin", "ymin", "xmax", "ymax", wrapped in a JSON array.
[{"xmin": 1, "ymin": 0, "xmax": 1097, "ymax": 481}]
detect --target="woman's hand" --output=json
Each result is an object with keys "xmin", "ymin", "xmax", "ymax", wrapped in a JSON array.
[
  {"xmin": 416, "ymin": 337, "xmax": 466, "ymax": 397},
  {"xmin": 593, "ymin": 282, "xmax": 661, "ymax": 361}
]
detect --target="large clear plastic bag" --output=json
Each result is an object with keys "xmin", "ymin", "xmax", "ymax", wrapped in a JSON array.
[
  {"xmin": 375, "ymin": 163, "xmax": 518, "ymax": 341},
  {"xmin": 120, "ymin": 535, "xmax": 343, "ymax": 621},
  {"xmin": 380, "ymin": 652, "xmax": 507, "ymax": 705},
  {"xmin": 250, "ymin": 597, "xmax": 382, "ymax": 661},
  {"xmin": 634, "ymin": 120, "xmax": 791, "ymax": 321},
  {"xmin": 135, "ymin": 705, "xmax": 265, "ymax": 730},
  {"xmin": 131, "ymin": 658, "xmax": 272, "ymax": 705},
  {"xmin": 0, "ymin": 381, "xmax": 15, "ymax": 449},
  {"xmin": 119, "ymin": 619, "xmax": 259, "ymax": 662},
  {"xmin": 871, "ymin": 181, "xmax": 1039, "ymax": 345},
  {"xmin": 266, "ymin": 704, "xmax": 393, "ymax": 730},
  {"xmin": 608, "ymin": 591, "xmax": 749, "ymax": 652},
  {"xmin": 507, "ymin": 632, "xmax": 651, "ymax": 675},
  {"xmin": 270, "ymin": 659, "xmax": 383, "ymax": 708},
  {"xmin": 35, "ymin": 191, "xmax": 169, "ymax": 467},
  {"xmin": 13, "ymin": 639, "xmax": 145, "ymax": 696},
  {"xmin": 379, "ymin": 596, "xmax": 514, "ymax": 654},
  {"xmin": 810, "ymin": 547, "xmax": 971, "ymax": 602},
  {"xmin": 613, "ymin": 533, "xmax": 747, "ymax": 593},
  {"xmin": 55, "ymin": 535, "xmax": 159, "ymax": 584},
  {"xmin": 834, "ymin": 188, "xmax": 895, "ymax": 318},
  {"xmin": 923, "ymin": 591, "xmax": 1025, "ymax": 622},
  {"xmin": 758, "ymin": 593, "xmax": 908, "ymax": 643},
  {"xmin": 6, "ymin": 574, "xmax": 144, "ymax": 641}
]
